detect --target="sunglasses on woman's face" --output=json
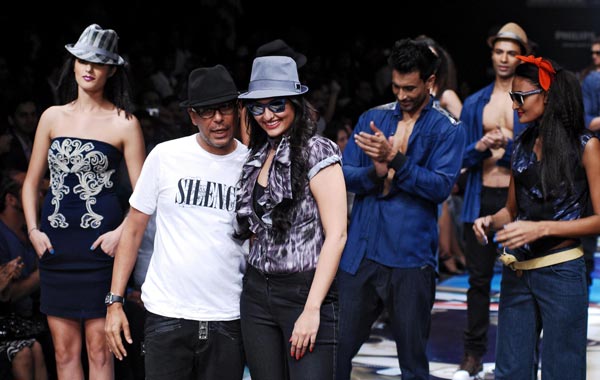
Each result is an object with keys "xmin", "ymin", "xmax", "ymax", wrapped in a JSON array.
[
  {"xmin": 508, "ymin": 89, "xmax": 543, "ymax": 106},
  {"xmin": 246, "ymin": 98, "xmax": 287, "ymax": 116}
]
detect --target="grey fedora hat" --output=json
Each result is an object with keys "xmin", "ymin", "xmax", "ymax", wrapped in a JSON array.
[
  {"xmin": 239, "ymin": 56, "xmax": 308, "ymax": 100},
  {"xmin": 179, "ymin": 65, "xmax": 239, "ymax": 108},
  {"xmin": 65, "ymin": 24, "xmax": 125, "ymax": 66},
  {"xmin": 256, "ymin": 39, "xmax": 307, "ymax": 68}
]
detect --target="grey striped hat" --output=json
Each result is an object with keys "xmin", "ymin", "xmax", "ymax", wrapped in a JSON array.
[{"xmin": 65, "ymin": 24, "xmax": 125, "ymax": 66}]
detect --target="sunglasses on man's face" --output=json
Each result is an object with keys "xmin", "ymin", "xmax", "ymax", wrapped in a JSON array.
[
  {"xmin": 191, "ymin": 102, "xmax": 236, "ymax": 119},
  {"xmin": 246, "ymin": 98, "xmax": 287, "ymax": 116},
  {"xmin": 591, "ymin": 50, "xmax": 600, "ymax": 55},
  {"xmin": 508, "ymin": 89, "xmax": 543, "ymax": 106}
]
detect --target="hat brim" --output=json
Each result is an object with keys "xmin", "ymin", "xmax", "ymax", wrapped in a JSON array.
[
  {"xmin": 238, "ymin": 86, "xmax": 308, "ymax": 100},
  {"xmin": 179, "ymin": 92, "xmax": 239, "ymax": 108},
  {"xmin": 65, "ymin": 44, "xmax": 125, "ymax": 66}
]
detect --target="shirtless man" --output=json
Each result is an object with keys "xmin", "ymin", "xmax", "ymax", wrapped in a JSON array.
[{"xmin": 455, "ymin": 22, "xmax": 530, "ymax": 377}]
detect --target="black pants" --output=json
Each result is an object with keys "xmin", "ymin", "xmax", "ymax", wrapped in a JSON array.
[
  {"xmin": 337, "ymin": 260, "xmax": 436, "ymax": 380},
  {"xmin": 463, "ymin": 186, "xmax": 508, "ymax": 357},
  {"xmin": 241, "ymin": 264, "xmax": 338, "ymax": 380},
  {"xmin": 143, "ymin": 311, "xmax": 245, "ymax": 380}
]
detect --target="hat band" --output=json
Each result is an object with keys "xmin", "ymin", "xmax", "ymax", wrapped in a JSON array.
[
  {"xmin": 73, "ymin": 43, "xmax": 120, "ymax": 61},
  {"xmin": 248, "ymin": 79, "xmax": 303, "ymax": 94},
  {"xmin": 496, "ymin": 31, "xmax": 525, "ymax": 45}
]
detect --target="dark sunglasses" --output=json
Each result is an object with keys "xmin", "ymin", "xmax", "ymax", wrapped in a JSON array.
[
  {"xmin": 191, "ymin": 102, "xmax": 236, "ymax": 119},
  {"xmin": 592, "ymin": 50, "xmax": 600, "ymax": 55},
  {"xmin": 508, "ymin": 89, "xmax": 543, "ymax": 106},
  {"xmin": 246, "ymin": 98, "xmax": 287, "ymax": 116}
]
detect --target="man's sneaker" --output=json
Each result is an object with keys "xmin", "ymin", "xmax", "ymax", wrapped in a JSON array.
[{"xmin": 459, "ymin": 354, "xmax": 483, "ymax": 376}]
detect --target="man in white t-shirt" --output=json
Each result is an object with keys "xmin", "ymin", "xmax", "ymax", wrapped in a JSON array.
[{"xmin": 105, "ymin": 65, "xmax": 248, "ymax": 380}]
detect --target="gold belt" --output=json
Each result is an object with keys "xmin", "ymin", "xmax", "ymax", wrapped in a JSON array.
[{"xmin": 498, "ymin": 245, "xmax": 583, "ymax": 272}]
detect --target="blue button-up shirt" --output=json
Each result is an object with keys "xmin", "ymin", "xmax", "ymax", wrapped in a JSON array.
[
  {"xmin": 340, "ymin": 99, "xmax": 465, "ymax": 274},
  {"xmin": 582, "ymin": 71, "xmax": 600, "ymax": 129},
  {"xmin": 460, "ymin": 82, "xmax": 527, "ymax": 223}
]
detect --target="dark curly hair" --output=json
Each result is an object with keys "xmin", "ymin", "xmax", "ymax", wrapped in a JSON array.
[
  {"xmin": 515, "ymin": 59, "xmax": 585, "ymax": 197},
  {"xmin": 388, "ymin": 38, "xmax": 440, "ymax": 82},
  {"xmin": 57, "ymin": 56, "xmax": 135, "ymax": 116},
  {"xmin": 241, "ymin": 96, "xmax": 316, "ymax": 243}
]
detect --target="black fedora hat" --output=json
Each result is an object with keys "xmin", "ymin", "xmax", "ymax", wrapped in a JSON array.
[
  {"xmin": 180, "ymin": 65, "xmax": 238, "ymax": 108},
  {"xmin": 256, "ymin": 39, "xmax": 307, "ymax": 68}
]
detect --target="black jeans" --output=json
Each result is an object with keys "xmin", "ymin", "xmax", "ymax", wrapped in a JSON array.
[
  {"xmin": 463, "ymin": 186, "xmax": 508, "ymax": 357},
  {"xmin": 241, "ymin": 264, "xmax": 338, "ymax": 380},
  {"xmin": 336, "ymin": 259, "xmax": 436, "ymax": 380},
  {"xmin": 143, "ymin": 311, "xmax": 245, "ymax": 380}
]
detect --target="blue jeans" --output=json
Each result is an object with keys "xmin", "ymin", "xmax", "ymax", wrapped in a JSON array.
[
  {"xmin": 336, "ymin": 259, "xmax": 436, "ymax": 380},
  {"xmin": 495, "ymin": 257, "xmax": 588, "ymax": 380},
  {"xmin": 241, "ymin": 264, "xmax": 338, "ymax": 380},
  {"xmin": 143, "ymin": 311, "xmax": 245, "ymax": 380}
]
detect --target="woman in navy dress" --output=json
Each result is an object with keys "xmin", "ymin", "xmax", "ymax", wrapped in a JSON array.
[{"xmin": 22, "ymin": 24, "xmax": 145, "ymax": 379}]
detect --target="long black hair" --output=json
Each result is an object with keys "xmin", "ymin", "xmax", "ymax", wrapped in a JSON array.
[
  {"xmin": 242, "ymin": 96, "xmax": 316, "ymax": 243},
  {"xmin": 57, "ymin": 56, "xmax": 135, "ymax": 116},
  {"xmin": 515, "ymin": 59, "xmax": 585, "ymax": 197}
]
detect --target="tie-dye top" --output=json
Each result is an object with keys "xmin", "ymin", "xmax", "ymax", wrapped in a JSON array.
[
  {"xmin": 236, "ymin": 134, "xmax": 341, "ymax": 274},
  {"xmin": 511, "ymin": 125, "xmax": 596, "ymax": 258}
]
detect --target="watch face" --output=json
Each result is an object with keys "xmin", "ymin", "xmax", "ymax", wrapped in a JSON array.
[{"xmin": 105, "ymin": 293, "xmax": 122, "ymax": 305}]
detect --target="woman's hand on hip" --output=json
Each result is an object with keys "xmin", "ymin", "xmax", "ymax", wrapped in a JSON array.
[{"xmin": 29, "ymin": 229, "xmax": 54, "ymax": 258}]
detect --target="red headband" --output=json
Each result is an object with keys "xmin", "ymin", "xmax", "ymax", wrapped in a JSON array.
[{"xmin": 516, "ymin": 55, "xmax": 557, "ymax": 91}]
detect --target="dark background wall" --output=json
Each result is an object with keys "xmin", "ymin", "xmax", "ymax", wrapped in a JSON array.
[{"xmin": 1, "ymin": 0, "xmax": 599, "ymax": 102}]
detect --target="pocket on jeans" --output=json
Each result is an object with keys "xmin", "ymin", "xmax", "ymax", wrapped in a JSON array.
[
  {"xmin": 214, "ymin": 320, "xmax": 242, "ymax": 341},
  {"xmin": 295, "ymin": 270, "xmax": 313, "ymax": 299},
  {"xmin": 144, "ymin": 314, "xmax": 181, "ymax": 339},
  {"xmin": 323, "ymin": 280, "xmax": 339, "ymax": 304},
  {"xmin": 550, "ymin": 258, "xmax": 585, "ymax": 280}
]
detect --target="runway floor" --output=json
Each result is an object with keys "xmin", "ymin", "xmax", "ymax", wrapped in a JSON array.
[
  {"xmin": 346, "ymin": 256, "xmax": 600, "ymax": 380},
  {"xmin": 244, "ymin": 254, "xmax": 600, "ymax": 379}
]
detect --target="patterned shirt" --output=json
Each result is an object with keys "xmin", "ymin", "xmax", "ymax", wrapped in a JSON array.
[
  {"xmin": 236, "ymin": 135, "xmax": 342, "ymax": 274},
  {"xmin": 511, "ymin": 125, "xmax": 596, "ymax": 258}
]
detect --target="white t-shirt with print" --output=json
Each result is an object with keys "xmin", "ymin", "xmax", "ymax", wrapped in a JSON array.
[{"xmin": 130, "ymin": 135, "xmax": 248, "ymax": 321}]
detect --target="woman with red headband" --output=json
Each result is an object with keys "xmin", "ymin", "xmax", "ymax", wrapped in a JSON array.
[{"xmin": 472, "ymin": 55, "xmax": 600, "ymax": 379}]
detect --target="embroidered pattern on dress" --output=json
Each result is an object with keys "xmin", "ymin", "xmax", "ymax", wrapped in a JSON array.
[{"xmin": 47, "ymin": 139, "xmax": 116, "ymax": 229}]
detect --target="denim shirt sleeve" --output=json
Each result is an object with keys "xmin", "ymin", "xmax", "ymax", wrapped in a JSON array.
[
  {"xmin": 342, "ymin": 112, "xmax": 386, "ymax": 195},
  {"xmin": 460, "ymin": 83, "xmax": 526, "ymax": 170},
  {"xmin": 460, "ymin": 84, "xmax": 491, "ymax": 169},
  {"xmin": 583, "ymin": 72, "xmax": 600, "ymax": 129}
]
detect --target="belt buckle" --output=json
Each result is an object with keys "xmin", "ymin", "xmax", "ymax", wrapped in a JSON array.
[{"xmin": 199, "ymin": 321, "xmax": 209, "ymax": 340}]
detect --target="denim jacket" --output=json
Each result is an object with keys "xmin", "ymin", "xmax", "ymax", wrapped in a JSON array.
[
  {"xmin": 340, "ymin": 98, "xmax": 465, "ymax": 274},
  {"xmin": 460, "ymin": 82, "xmax": 527, "ymax": 223}
]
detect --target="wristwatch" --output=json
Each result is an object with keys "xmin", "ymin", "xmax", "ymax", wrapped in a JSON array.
[{"xmin": 105, "ymin": 292, "xmax": 125, "ymax": 306}]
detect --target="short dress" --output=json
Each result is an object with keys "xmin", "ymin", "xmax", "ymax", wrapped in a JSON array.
[{"xmin": 39, "ymin": 137, "xmax": 124, "ymax": 319}]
